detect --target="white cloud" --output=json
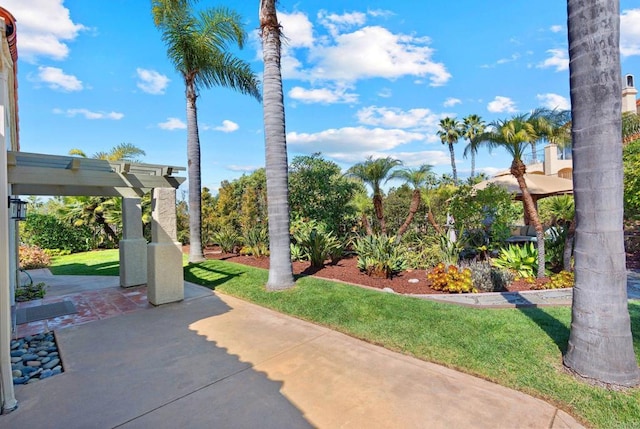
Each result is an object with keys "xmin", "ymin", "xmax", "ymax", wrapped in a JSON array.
[
  {"xmin": 278, "ymin": 11, "xmax": 315, "ymax": 48},
  {"xmin": 318, "ymin": 10, "xmax": 367, "ymax": 37},
  {"xmin": 136, "ymin": 68, "xmax": 170, "ymax": 95},
  {"xmin": 536, "ymin": 93, "xmax": 570, "ymax": 110},
  {"xmin": 537, "ymin": 48, "xmax": 569, "ymax": 72},
  {"xmin": 496, "ymin": 53, "xmax": 520, "ymax": 65},
  {"xmin": 356, "ymin": 106, "xmax": 440, "ymax": 130},
  {"xmin": 307, "ymin": 26, "xmax": 451, "ymax": 86},
  {"xmin": 621, "ymin": 9, "xmax": 640, "ymax": 57},
  {"xmin": 227, "ymin": 165, "xmax": 260, "ymax": 172},
  {"xmin": 328, "ymin": 150, "xmax": 449, "ymax": 166},
  {"xmin": 4, "ymin": 0, "xmax": 87, "ymax": 62},
  {"xmin": 550, "ymin": 25, "xmax": 563, "ymax": 33},
  {"xmin": 53, "ymin": 108, "xmax": 123, "ymax": 120},
  {"xmin": 487, "ymin": 96, "xmax": 517, "ymax": 113},
  {"xmin": 214, "ymin": 120, "xmax": 239, "ymax": 133},
  {"xmin": 158, "ymin": 117, "xmax": 187, "ymax": 130},
  {"xmin": 288, "ymin": 86, "xmax": 358, "ymax": 104},
  {"xmin": 443, "ymin": 97, "xmax": 461, "ymax": 107},
  {"xmin": 37, "ymin": 66, "xmax": 83, "ymax": 91},
  {"xmin": 287, "ymin": 126, "xmax": 425, "ymax": 154},
  {"xmin": 377, "ymin": 88, "xmax": 393, "ymax": 98}
]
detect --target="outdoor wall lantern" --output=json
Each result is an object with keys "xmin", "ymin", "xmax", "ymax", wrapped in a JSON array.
[{"xmin": 8, "ymin": 197, "xmax": 27, "ymax": 221}]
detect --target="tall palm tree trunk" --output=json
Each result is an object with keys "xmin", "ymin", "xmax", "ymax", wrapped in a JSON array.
[
  {"xmin": 448, "ymin": 143, "xmax": 457, "ymax": 182},
  {"xmin": 564, "ymin": 0, "xmax": 639, "ymax": 387},
  {"xmin": 186, "ymin": 79, "xmax": 205, "ymax": 263},
  {"xmin": 261, "ymin": 0, "xmax": 294, "ymax": 290},
  {"xmin": 470, "ymin": 152, "xmax": 476, "ymax": 178},
  {"xmin": 563, "ymin": 219, "xmax": 575, "ymax": 271}
]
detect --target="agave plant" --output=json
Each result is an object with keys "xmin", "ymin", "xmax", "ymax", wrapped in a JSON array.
[
  {"xmin": 353, "ymin": 234, "xmax": 407, "ymax": 278},
  {"xmin": 291, "ymin": 219, "xmax": 341, "ymax": 268},
  {"xmin": 491, "ymin": 242, "xmax": 539, "ymax": 278},
  {"xmin": 212, "ymin": 226, "xmax": 241, "ymax": 254}
]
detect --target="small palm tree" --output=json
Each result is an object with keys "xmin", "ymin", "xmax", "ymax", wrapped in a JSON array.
[
  {"xmin": 526, "ymin": 108, "xmax": 571, "ymax": 162},
  {"xmin": 546, "ymin": 195, "xmax": 575, "ymax": 271},
  {"xmin": 346, "ymin": 156, "xmax": 402, "ymax": 235},
  {"xmin": 389, "ymin": 164, "xmax": 435, "ymax": 238},
  {"xmin": 461, "ymin": 114, "xmax": 485, "ymax": 178},
  {"xmin": 69, "ymin": 143, "xmax": 146, "ymax": 162},
  {"xmin": 478, "ymin": 116, "xmax": 546, "ymax": 278},
  {"xmin": 153, "ymin": 0, "xmax": 261, "ymax": 263},
  {"xmin": 437, "ymin": 117, "xmax": 463, "ymax": 182}
]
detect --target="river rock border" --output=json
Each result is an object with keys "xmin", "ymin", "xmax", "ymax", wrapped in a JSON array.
[{"xmin": 10, "ymin": 332, "xmax": 63, "ymax": 384}]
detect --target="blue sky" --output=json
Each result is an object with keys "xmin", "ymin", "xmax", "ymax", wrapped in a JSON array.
[{"xmin": 7, "ymin": 0, "xmax": 640, "ymax": 193}]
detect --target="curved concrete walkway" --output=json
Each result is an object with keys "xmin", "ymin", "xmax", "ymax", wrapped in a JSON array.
[{"xmin": 3, "ymin": 272, "xmax": 584, "ymax": 428}]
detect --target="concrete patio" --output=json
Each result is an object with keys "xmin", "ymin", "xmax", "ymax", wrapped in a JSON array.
[{"xmin": 3, "ymin": 270, "xmax": 584, "ymax": 428}]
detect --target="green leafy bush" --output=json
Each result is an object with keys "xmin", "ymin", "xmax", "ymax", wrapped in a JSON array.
[
  {"xmin": 354, "ymin": 234, "xmax": 407, "ymax": 278},
  {"xmin": 212, "ymin": 226, "xmax": 241, "ymax": 253},
  {"xmin": 401, "ymin": 233, "xmax": 441, "ymax": 270},
  {"xmin": 18, "ymin": 245, "xmax": 51, "ymax": 270},
  {"xmin": 240, "ymin": 227, "xmax": 269, "ymax": 258},
  {"xmin": 16, "ymin": 282, "xmax": 48, "ymax": 302},
  {"xmin": 291, "ymin": 219, "xmax": 342, "ymax": 268},
  {"xmin": 427, "ymin": 263, "xmax": 474, "ymax": 293},
  {"xmin": 22, "ymin": 213, "xmax": 93, "ymax": 253},
  {"xmin": 491, "ymin": 243, "xmax": 539, "ymax": 278},
  {"xmin": 290, "ymin": 243, "xmax": 304, "ymax": 262},
  {"xmin": 459, "ymin": 260, "xmax": 514, "ymax": 292}
]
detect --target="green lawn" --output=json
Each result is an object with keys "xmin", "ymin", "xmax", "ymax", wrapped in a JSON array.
[{"xmin": 51, "ymin": 250, "xmax": 640, "ymax": 428}]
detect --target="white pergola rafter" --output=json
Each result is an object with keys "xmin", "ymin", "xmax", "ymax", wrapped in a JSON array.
[{"xmin": 7, "ymin": 151, "xmax": 185, "ymax": 196}]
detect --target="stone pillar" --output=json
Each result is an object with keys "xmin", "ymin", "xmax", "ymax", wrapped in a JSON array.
[
  {"xmin": 147, "ymin": 188, "xmax": 183, "ymax": 305},
  {"xmin": 119, "ymin": 197, "xmax": 147, "ymax": 287}
]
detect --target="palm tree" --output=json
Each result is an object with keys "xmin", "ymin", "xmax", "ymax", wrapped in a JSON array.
[
  {"xmin": 564, "ymin": 0, "xmax": 639, "ymax": 387},
  {"xmin": 349, "ymin": 191, "xmax": 374, "ymax": 236},
  {"xmin": 153, "ymin": 0, "xmax": 261, "ymax": 263},
  {"xmin": 346, "ymin": 156, "xmax": 402, "ymax": 235},
  {"xmin": 526, "ymin": 108, "xmax": 571, "ymax": 163},
  {"xmin": 69, "ymin": 142, "xmax": 146, "ymax": 162},
  {"xmin": 390, "ymin": 164, "xmax": 434, "ymax": 238},
  {"xmin": 260, "ymin": 0, "xmax": 295, "ymax": 290},
  {"xmin": 478, "ymin": 116, "xmax": 546, "ymax": 278},
  {"xmin": 461, "ymin": 114, "xmax": 485, "ymax": 178},
  {"xmin": 437, "ymin": 117, "xmax": 463, "ymax": 182},
  {"xmin": 546, "ymin": 195, "xmax": 575, "ymax": 271}
]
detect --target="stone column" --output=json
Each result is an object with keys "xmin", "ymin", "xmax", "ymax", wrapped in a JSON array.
[
  {"xmin": 147, "ymin": 188, "xmax": 184, "ymax": 305},
  {"xmin": 119, "ymin": 197, "xmax": 147, "ymax": 287}
]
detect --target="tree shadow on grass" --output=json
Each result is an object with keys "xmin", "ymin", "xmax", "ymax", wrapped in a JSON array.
[
  {"xmin": 183, "ymin": 262, "xmax": 244, "ymax": 290},
  {"xmin": 512, "ymin": 294, "xmax": 570, "ymax": 354}
]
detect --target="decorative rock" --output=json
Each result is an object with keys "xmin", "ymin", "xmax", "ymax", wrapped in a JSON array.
[
  {"xmin": 21, "ymin": 366, "xmax": 37, "ymax": 375},
  {"xmin": 408, "ymin": 278, "xmax": 420, "ymax": 283},
  {"xmin": 41, "ymin": 357, "xmax": 51, "ymax": 364},
  {"xmin": 10, "ymin": 341, "xmax": 20, "ymax": 350},
  {"xmin": 13, "ymin": 376, "xmax": 28, "ymax": 385},
  {"xmin": 10, "ymin": 357, "xmax": 22, "ymax": 364},
  {"xmin": 37, "ymin": 350, "xmax": 48, "ymax": 357},
  {"xmin": 43, "ymin": 359, "xmax": 60, "ymax": 370},
  {"xmin": 26, "ymin": 378, "xmax": 40, "ymax": 384},
  {"xmin": 51, "ymin": 367, "xmax": 62, "ymax": 375},
  {"xmin": 24, "ymin": 335, "xmax": 33, "ymax": 342},
  {"xmin": 26, "ymin": 361, "xmax": 42, "ymax": 367},
  {"xmin": 21, "ymin": 353, "xmax": 38, "ymax": 361},
  {"xmin": 49, "ymin": 352, "xmax": 59, "ymax": 357},
  {"xmin": 40, "ymin": 369, "xmax": 53, "ymax": 379},
  {"xmin": 12, "ymin": 370, "xmax": 22, "ymax": 378},
  {"xmin": 382, "ymin": 287, "xmax": 395, "ymax": 293},
  {"xmin": 10, "ymin": 349, "xmax": 26, "ymax": 357}
]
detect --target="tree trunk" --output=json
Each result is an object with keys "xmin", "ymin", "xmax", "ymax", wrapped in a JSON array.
[
  {"xmin": 563, "ymin": 219, "xmax": 575, "ymax": 271},
  {"xmin": 361, "ymin": 213, "xmax": 373, "ymax": 236},
  {"xmin": 397, "ymin": 189, "xmax": 420, "ymax": 238},
  {"xmin": 564, "ymin": 0, "xmax": 639, "ymax": 387},
  {"xmin": 530, "ymin": 141, "xmax": 538, "ymax": 163},
  {"xmin": 373, "ymin": 193, "xmax": 387, "ymax": 235},
  {"xmin": 427, "ymin": 209, "xmax": 442, "ymax": 235},
  {"xmin": 512, "ymin": 163, "xmax": 545, "ymax": 278},
  {"xmin": 261, "ymin": 0, "xmax": 294, "ymax": 290},
  {"xmin": 470, "ymin": 151, "xmax": 476, "ymax": 178},
  {"xmin": 186, "ymin": 78, "xmax": 205, "ymax": 263},
  {"xmin": 448, "ymin": 143, "xmax": 457, "ymax": 182}
]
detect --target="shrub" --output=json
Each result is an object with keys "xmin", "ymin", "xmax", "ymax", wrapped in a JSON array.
[
  {"xmin": 19, "ymin": 245, "xmax": 51, "ymax": 270},
  {"xmin": 354, "ymin": 234, "xmax": 407, "ymax": 279},
  {"xmin": 212, "ymin": 226, "xmax": 241, "ymax": 253},
  {"xmin": 491, "ymin": 243, "xmax": 539, "ymax": 279},
  {"xmin": 240, "ymin": 227, "xmax": 269, "ymax": 258},
  {"xmin": 22, "ymin": 213, "xmax": 93, "ymax": 253},
  {"xmin": 402, "ymin": 234, "xmax": 441, "ymax": 270},
  {"xmin": 291, "ymin": 219, "xmax": 342, "ymax": 268},
  {"xmin": 15, "ymin": 282, "xmax": 47, "ymax": 302},
  {"xmin": 427, "ymin": 263, "xmax": 474, "ymax": 293},
  {"xmin": 459, "ymin": 260, "xmax": 514, "ymax": 292},
  {"xmin": 290, "ymin": 243, "xmax": 304, "ymax": 262},
  {"xmin": 532, "ymin": 270, "xmax": 575, "ymax": 290}
]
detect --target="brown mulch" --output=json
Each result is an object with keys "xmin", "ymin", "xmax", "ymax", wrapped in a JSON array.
[{"xmin": 186, "ymin": 245, "xmax": 564, "ymax": 295}]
